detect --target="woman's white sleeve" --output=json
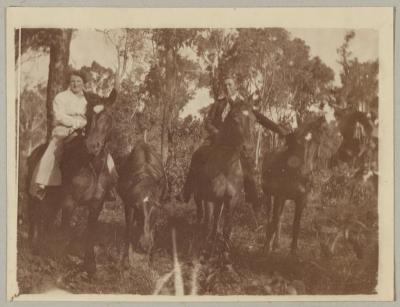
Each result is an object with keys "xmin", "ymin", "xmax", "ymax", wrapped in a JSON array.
[{"xmin": 53, "ymin": 94, "xmax": 76, "ymax": 127}]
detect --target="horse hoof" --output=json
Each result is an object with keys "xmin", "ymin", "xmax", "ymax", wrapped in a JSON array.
[
  {"xmin": 83, "ymin": 262, "xmax": 97, "ymax": 277},
  {"xmin": 31, "ymin": 241, "xmax": 44, "ymax": 256},
  {"xmin": 31, "ymin": 246, "xmax": 40, "ymax": 256},
  {"xmin": 119, "ymin": 257, "xmax": 130, "ymax": 270},
  {"xmin": 262, "ymin": 246, "xmax": 271, "ymax": 256},
  {"xmin": 85, "ymin": 269, "xmax": 96, "ymax": 280},
  {"xmin": 289, "ymin": 249, "xmax": 299, "ymax": 258}
]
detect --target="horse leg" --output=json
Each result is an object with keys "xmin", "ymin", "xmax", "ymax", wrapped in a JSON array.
[
  {"xmin": 222, "ymin": 197, "xmax": 234, "ymax": 241},
  {"xmin": 204, "ymin": 201, "xmax": 214, "ymax": 240},
  {"xmin": 43, "ymin": 194, "xmax": 61, "ymax": 237},
  {"xmin": 291, "ymin": 196, "xmax": 306, "ymax": 255},
  {"xmin": 29, "ymin": 196, "xmax": 52, "ymax": 255},
  {"xmin": 272, "ymin": 200, "xmax": 285, "ymax": 251},
  {"xmin": 194, "ymin": 194, "xmax": 204, "ymax": 226},
  {"xmin": 60, "ymin": 194, "xmax": 75, "ymax": 236},
  {"xmin": 264, "ymin": 196, "xmax": 284, "ymax": 254},
  {"xmin": 121, "ymin": 204, "xmax": 134, "ymax": 268},
  {"xmin": 212, "ymin": 201, "xmax": 223, "ymax": 239},
  {"xmin": 28, "ymin": 196, "xmax": 40, "ymax": 253},
  {"xmin": 128, "ymin": 205, "xmax": 143, "ymax": 255},
  {"xmin": 83, "ymin": 200, "xmax": 104, "ymax": 276},
  {"xmin": 268, "ymin": 195, "xmax": 274, "ymax": 223}
]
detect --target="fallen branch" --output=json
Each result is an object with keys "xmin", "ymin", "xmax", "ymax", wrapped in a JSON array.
[
  {"xmin": 172, "ymin": 228, "xmax": 184, "ymax": 295},
  {"xmin": 153, "ymin": 271, "xmax": 174, "ymax": 295},
  {"xmin": 190, "ymin": 260, "xmax": 201, "ymax": 295}
]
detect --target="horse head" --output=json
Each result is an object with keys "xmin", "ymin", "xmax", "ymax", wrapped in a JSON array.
[
  {"xmin": 287, "ymin": 116, "xmax": 324, "ymax": 149},
  {"xmin": 219, "ymin": 102, "xmax": 256, "ymax": 148},
  {"xmin": 118, "ymin": 141, "xmax": 167, "ymax": 257},
  {"xmin": 85, "ymin": 89, "xmax": 116, "ymax": 156},
  {"xmin": 285, "ymin": 115, "xmax": 325, "ymax": 174}
]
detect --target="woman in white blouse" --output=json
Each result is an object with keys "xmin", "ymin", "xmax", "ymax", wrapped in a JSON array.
[{"xmin": 30, "ymin": 71, "xmax": 117, "ymax": 200}]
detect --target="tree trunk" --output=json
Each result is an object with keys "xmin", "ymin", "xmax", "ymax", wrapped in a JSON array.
[
  {"xmin": 255, "ymin": 129, "xmax": 262, "ymax": 168},
  {"xmin": 161, "ymin": 45, "xmax": 176, "ymax": 164},
  {"xmin": 161, "ymin": 105, "xmax": 169, "ymax": 164},
  {"xmin": 46, "ymin": 29, "xmax": 73, "ymax": 140}
]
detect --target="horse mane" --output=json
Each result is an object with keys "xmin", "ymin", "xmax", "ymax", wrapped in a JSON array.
[
  {"xmin": 120, "ymin": 140, "xmax": 165, "ymax": 184},
  {"xmin": 60, "ymin": 136, "xmax": 93, "ymax": 181},
  {"xmin": 118, "ymin": 140, "xmax": 169, "ymax": 202}
]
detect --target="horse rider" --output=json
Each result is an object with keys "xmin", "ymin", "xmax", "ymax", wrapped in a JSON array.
[
  {"xmin": 177, "ymin": 76, "xmax": 288, "ymax": 210},
  {"xmin": 29, "ymin": 71, "xmax": 118, "ymax": 201}
]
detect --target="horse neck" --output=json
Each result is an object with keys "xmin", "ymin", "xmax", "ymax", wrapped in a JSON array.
[
  {"xmin": 214, "ymin": 135, "xmax": 243, "ymax": 153},
  {"xmin": 89, "ymin": 146, "xmax": 109, "ymax": 175},
  {"xmin": 217, "ymin": 121, "xmax": 247, "ymax": 150}
]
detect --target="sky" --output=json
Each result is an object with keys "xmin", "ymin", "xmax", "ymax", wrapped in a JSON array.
[
  {"xmin": 288, "ymin": 28, "xmax": 378, "ymax": 84},
  {"xmin": 19, "ymin": 28, "xmax": 378, "ymax": 118}
]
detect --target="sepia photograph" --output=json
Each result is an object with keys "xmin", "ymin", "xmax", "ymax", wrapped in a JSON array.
[{"xmin": 6, "ymin": 7, "xmax": 394, "ymax": 301}]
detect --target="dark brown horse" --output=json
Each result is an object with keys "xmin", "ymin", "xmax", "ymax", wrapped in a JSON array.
[
  {"xmin": 330, "ymin": 107, "xmax": 374, "ymax": 166},
  {"xmin": 262, "ymin": 107, "xmax": 375, "ymax": 254},
  {"xmin": 117, "ymin": 140, "xmax": 168, "ymax": 264},
  {"xmin": 262, "ymin": 116, "xmax": 325, "ymax": 255},
  {"xmin": 190, "ymin": 102, "xmax": 257, "ymax": 243},
  {"xmin": 27, "ymin": 91, "xmax": 116, "ymax": 275}
]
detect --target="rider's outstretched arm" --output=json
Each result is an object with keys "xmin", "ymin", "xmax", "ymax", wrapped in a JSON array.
[{"xmin": 253, "ymin": 109, "xmax": 286, "ymax": 136}]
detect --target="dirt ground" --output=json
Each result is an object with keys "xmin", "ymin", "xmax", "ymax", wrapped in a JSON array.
[{"xmin": 16, "ymin": 176, "xmax": 378, "ymax": 296}]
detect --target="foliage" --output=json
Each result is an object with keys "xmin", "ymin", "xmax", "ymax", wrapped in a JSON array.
[
  {"xmin": 19, "ymin": 85, "xmax": 47, "ymax": 156},
  {"xmin": 219, "ymin": 28, "xmax": 335, "ymax": 112},
  {"xmin": 195, "ymin": 29, "xmax": 238, "ymax": 99},
  {"xmin": 18, "ymin": 85, "xmax": 47, "ymax": 212},
  {"xmin": 109, "ymin": 77, "xmax": 143, "ymax": 159},
  {"xmin": 141, "ymin": 29, "xmax": 203, "ymax": 162},
  {"xmin": 17, "ymin": 28, "xmax": 379, "ymax": 296},
  {"xmin": 165, "ymin": 116, "xmax": 204, "ymax": 195},
  {"xmin": 336, "ymin": 31, "xmax": 379, "ymax": 112}
]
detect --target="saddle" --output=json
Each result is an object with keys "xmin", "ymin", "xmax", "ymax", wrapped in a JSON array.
[{"xmin": 60, "ymin": 135, "xmax": 92, "ymax": 182}]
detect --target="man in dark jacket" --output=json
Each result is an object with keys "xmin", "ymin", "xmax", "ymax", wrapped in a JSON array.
[{"xmin": 178, "ymin": 76, "xmax": 287, "ymax": 209}]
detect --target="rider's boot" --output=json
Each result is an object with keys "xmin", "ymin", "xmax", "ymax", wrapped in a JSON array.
[{"xmin": 30, "ymin": 183, "xmax": 46, "ymax": 201}]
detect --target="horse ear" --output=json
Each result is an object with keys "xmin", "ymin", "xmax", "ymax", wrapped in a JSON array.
[
  {"xmin": 101, "ymin": 88, "xmax": 117, "ymax": 112},
  {"xmin": 296, "ymin": 111, "xmax": 303, "ymax": 127},
  {"xmin": 108, "ymin": 88, "xmax": 117, "ymax": 104}
]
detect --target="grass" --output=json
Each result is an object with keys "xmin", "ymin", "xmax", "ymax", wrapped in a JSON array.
[{"xmin": 16, "ymin": 170, "xmax": 378, "ymax": 296}]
